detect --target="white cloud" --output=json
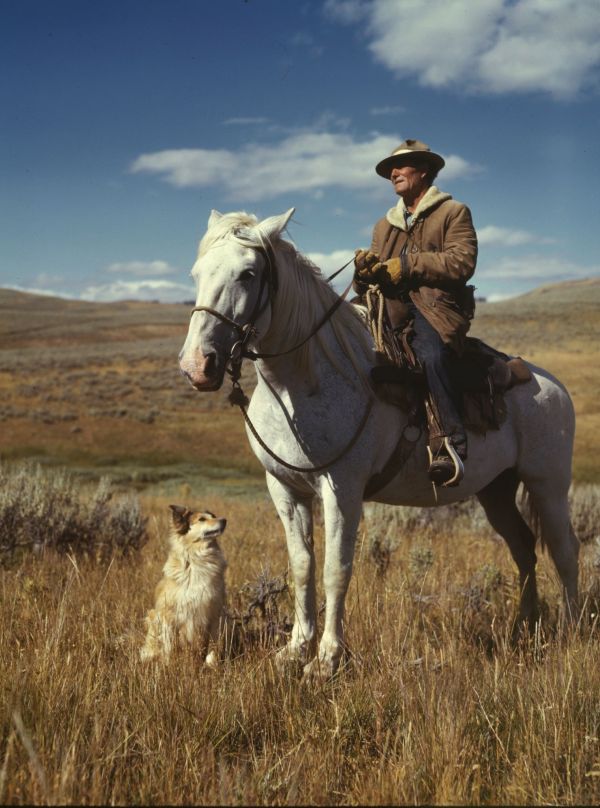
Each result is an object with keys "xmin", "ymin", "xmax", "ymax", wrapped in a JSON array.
[
  {"xmin": 486, "ymin": 292, "xmax": 517, "ymax": 302},
  {"xmin": 106, "ymin": 260, "xmax": 177, "ymax": 277},
  {"xmin": 130, "ymin": 131, "xmax": 479, "ymax": 199},
  {"xmin": 477, "ymin": 0, "xmax": 600, "ymax": 97},
  {"xmin": 306, "ymin": 249, "xmax": 356, "ymax": 292},
  {"xmin": 478, "ymin": 254, "xmax": 598, "ymax": 281},
  {"xmin": 477, "ymin": 225, "xmax": 555, "ymax": 247},
  {"xmin": 131, "ymin": 148, "xmax": 235, "ymax": 187},
  {"xmin": 443, "ymin": 155, "xmax": 482, "ymax": 180},
  {"xmin": 80, "ymin": 278, "xmax": 194, "ymax": 303},
  {"xmin": 327, "ymin": 0, "xmax": 600, "ymax": 98},
  {"xmin": 4, "ymin": 284, "xmax": 76, "ymax": 300}
]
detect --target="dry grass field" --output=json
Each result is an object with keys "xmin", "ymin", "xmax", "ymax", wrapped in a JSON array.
[
  {"xmin": 1, "ymin": 486, "xmax": 600, "ymax": 805},
  {"xmin": 0, "ymin": 279, "xmax": 599, "ymax": 805},
  {"xmin": 0, "ymin": 288, "xmax": 262, "ymax": 498}
]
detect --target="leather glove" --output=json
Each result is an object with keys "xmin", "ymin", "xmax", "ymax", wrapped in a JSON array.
[
  {"xmin": 352, "ymin": 276, "xmax": 370, "ymax": 297},
  {"xmin": 353, "ymin": 249, "xmax": 380, "ymax": 280}
]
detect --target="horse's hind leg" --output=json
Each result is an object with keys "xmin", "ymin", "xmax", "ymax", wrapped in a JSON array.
[
  {"xmin": 477, "ymin": 468, "xmax": 539, "ymax": 625},
  {"xmin": 521, "ymin": 476, "xmax": 579, "ymax": 622}
]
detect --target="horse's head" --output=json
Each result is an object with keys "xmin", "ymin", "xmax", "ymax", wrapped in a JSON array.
[{"xmin": 179, "ymin": 207, "xmax": 294, "ymax": 390}]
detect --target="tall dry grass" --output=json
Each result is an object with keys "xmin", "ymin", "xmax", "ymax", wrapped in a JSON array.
[{"xmin": 1, "ymin": 486, "xmax": 600, "ymax": 805}]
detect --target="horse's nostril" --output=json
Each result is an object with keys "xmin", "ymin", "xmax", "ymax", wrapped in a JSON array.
[
  {"xmin": 203, "ymin": 353, "xmax": 216, "ymax": 377},
  {"xmin": 179, "ymin": 351, "xmax": 219, "ymax": 387}
]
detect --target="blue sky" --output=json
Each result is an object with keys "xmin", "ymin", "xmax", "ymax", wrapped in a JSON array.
[{"xmin": 2, "ymin": 0, "xmax": 600, "ymax": 303}]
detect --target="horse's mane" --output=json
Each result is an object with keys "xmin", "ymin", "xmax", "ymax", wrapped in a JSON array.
[{"xmin": 197, "ymin": 211, "xmax": 373, "ymax": 386}]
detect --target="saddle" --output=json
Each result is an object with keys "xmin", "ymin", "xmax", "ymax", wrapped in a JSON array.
[{"xmin": 365, "ymin": 302, "xmax": 532, "ymax": 435}]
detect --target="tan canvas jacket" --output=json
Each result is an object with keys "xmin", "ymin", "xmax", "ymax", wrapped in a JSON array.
[{"xmin": 367, "ymin": 186, "xmax": 478, "ymax": 353}]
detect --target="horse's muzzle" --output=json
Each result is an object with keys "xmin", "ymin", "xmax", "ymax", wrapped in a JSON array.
[{"xmin": 179, "ymin": 352, "xmax": 224, "ymax": 391}]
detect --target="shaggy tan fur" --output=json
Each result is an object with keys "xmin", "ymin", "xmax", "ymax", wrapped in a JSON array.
[
  {"xmin": 385, "ymin": 185, "xmax": 452, "ymax": 230},
  {"xmin": 140, "ymin": 505, "xmax": 227, "ymax": 665}
]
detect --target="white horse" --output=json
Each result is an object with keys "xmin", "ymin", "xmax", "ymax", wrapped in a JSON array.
[{"xmin": 179, "ymin": 208, "xmax": 579, "ymax": 681}]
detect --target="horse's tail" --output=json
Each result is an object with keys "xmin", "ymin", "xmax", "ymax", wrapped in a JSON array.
[{"xmin": 519, "ymin": 483, "xmax": 545, "ymax": 551}]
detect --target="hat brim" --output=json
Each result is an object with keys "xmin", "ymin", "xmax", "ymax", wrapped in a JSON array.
[{"xmin": 375, "ymin": 151, "xmax": 445, "ymax": 179}]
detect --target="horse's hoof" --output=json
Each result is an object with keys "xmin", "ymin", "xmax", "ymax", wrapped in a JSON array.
[
  {"xmin": 510, "ymin": 613, "xmax": 539, "ymax": 644},
  {"xmin": 274, "ymin": 646, "xmax": 306, "ymax": 677},
  {"xmin": 301, "ymin": 656, "xmax": 338, "ymax": 686}
]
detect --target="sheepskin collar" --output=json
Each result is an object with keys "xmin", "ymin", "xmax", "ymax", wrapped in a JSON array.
[{"xmin": 386, "ymin": 186, "xmax": 452, "ymax": 231}]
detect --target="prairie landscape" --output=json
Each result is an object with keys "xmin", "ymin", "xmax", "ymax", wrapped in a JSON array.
[{"xmin": 1, "ymin": 279, "xmax": 599, "ymax": 805}]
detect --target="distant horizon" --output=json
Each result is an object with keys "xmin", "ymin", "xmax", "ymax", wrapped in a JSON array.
[{"xmin": 3, "ymin": 274, "xmax": 598, "ymax": 308}]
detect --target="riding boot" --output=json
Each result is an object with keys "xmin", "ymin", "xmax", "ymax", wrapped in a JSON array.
[
  {"xmin": 409, "ymin": 306, "xmax": 467, "ymax": 487},
  {"xmin": 424, "ymin": 397, "xmax": 466, "ymax": 487}
]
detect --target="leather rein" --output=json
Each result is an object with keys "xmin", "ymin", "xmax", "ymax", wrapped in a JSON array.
[{"xmin": 188, "ymin": 243, "xmax": 374, "ymax": 474}]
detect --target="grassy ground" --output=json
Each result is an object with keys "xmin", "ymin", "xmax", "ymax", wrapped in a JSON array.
[
  {"xmin": 0, "ymin": 280, "xmax": 599, "ymax": 803},
  {"xmin": 1, "ymin": 491, "xmax": 600, "ymax": 805},
  {"xmin": 0, "ymin": 288, "xmax": 262, "ymax": 494}
]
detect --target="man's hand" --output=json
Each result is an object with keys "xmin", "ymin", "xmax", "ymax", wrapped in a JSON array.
[
  {"xmin": 353, "ymin": 252, "xmax": 411, "ymax": 295},
  {"xmin": 370, "ymin": 257, "xmax": 404, "ymax": 285},
  {"xmin": 353, "ymin": 249, "xmax": 380, "ymax": 280}
]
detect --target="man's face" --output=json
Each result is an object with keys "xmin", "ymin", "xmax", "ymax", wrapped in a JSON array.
[{"xmin": 390, "ymin": 163, "xmax": 429, "ymax": 199}]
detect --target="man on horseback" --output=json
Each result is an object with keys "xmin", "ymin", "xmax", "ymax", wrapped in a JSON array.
[{"xmin": 354, "ymin": 139, "xmax": 478, "ymax": 487}]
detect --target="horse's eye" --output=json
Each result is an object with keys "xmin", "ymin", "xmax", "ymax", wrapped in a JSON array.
[{"xmin": 239, "ymin": 269, "xmax": 256, "ymax": 282}]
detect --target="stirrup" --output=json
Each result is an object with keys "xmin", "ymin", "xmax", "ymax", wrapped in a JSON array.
[{"xmin": 426, "ymin": 437, "xmax": 464, "ymax": 488}]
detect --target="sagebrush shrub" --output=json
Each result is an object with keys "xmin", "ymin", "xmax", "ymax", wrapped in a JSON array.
[
  {"xmin": 362, "ymin": 498, "xmax": 494, "ymax": 574},
  {"xmin": 569, "ymin": 484, "xmax": 600, "ymax": 544},
  {"xmin": 363, "ymin": 485, "xmax": 600, "ymax": 569},
  {"xmin": 0, "ymin": 462, "xmax": 147, "ymax": 563}
]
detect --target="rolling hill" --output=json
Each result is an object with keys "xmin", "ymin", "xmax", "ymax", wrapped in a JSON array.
[{"xmin": 0, "ymin": 278, "xmax": 598, "ymax": 487}]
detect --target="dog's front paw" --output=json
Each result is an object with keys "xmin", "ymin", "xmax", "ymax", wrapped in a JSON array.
[{"xmin": 139, "ymin": 644, "xmax": 169, "ymax": 663}]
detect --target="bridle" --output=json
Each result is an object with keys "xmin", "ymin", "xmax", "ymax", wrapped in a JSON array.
[
  {"xmin": 186, "ymin": 241, "xmax": 374, "ymax": 474},
  {"xmin": 190, "ymin": 241, "xmax": 354, "ymax": 371},
  {"xmin": 190, "ymin": 241, "xmax": 278, "ymax": 369}
]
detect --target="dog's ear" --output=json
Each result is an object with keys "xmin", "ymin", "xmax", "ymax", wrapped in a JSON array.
[{"xmin": 169, "ymin": 504, "xmax": 192, "ymax": 534}]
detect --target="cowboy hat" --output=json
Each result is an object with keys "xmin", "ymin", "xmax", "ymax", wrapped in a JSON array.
[{"xmin": 375, "ymin": 139, "xmax": 445, "ymax": 179}]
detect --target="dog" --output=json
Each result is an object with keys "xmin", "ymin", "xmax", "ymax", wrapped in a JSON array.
[{"xmin": 140, "ymin": 504, "xmax": 227, "ymax": 665}]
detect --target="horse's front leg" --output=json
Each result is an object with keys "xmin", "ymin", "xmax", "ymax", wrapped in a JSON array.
[
  {"xmin": 303, "ymin": 486, "xmax": 363, "ymax": 683},
  {"xmin": 266, "ymin": 473, "xmax": 317, "ymax": 671}
]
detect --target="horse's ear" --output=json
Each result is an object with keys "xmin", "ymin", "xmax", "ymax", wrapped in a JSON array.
[
  {"xmin": 257, "ymin": 208, "xmax": 295, "ymax": 240},
  {"xmin": 208, "ymin": 209, "xmax": 224, "ymax": 229}
]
